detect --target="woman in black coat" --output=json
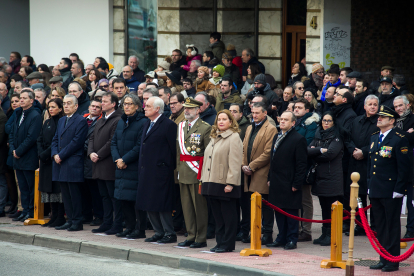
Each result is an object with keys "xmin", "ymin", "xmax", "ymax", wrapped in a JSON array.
[
  {"xmin": 288, "ymin": 62, "xmax": 307, "ymax": 86},
  {"xmin": 111, "ymin": 94, "xmax": 149, "ymax": 239},
  {"xmin": 307, "ymin": 112, "xmax": 344, "ymax": 246},
  {"xmin": 37, "ymin": 98, "xmax": 66, "ymax": 227}
]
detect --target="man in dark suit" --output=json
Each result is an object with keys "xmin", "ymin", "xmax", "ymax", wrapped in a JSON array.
[
  {"xmin": 51, "ymin": 94, "xmax": 88, "ymax": 231},
  {"xmin": 136, "ymin": 96, "xmax": 178, "ymax": 243},
  {"xmin": 266, "ymin": 111, "xmax": 307, "ymax": 250},
  {"xmin": 368, "ymin": 105, "xmax": 410, "ymax": 272}
]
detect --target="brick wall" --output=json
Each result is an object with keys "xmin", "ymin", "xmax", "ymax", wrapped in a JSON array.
[{"xmin": 351, "ymin": 0, "xmax": 413, "ymax": 90}]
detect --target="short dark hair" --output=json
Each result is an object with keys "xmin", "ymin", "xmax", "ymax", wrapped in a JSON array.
[
  {"xmin": 230, "ymin": 103, "xmax": 243, "ymax": 113},
  {"xmin": 204, "ymin": 51, "xmax": 214, "ymax": 60},
  {"xmin": 393, "ymin": 74, "xmax": 406, "ymax": 87},
  {"xmin": 253, "ymin": 95, "xmax": 268, "ymax": 108},
  {"xmin": 73, "ymin": 61, "xmax": 84, "ymax": 70},
  {"xmin": 340, "ymin": 67, "xmax": 353, "ymax": 75},
  {"xmin": 221, "ymin": 77, "xmax": 233, "ymax": 87},
  {"xmin": 356, "ymin": 79, "xmax": 368, "ymax": 88},
  {"xmin": 112, "ymin": 78, "xmax": 126, "ymax": 87},
  {"xmin": 243, "ymin": 48, "xmax": 255, "ymax": 58},
  {"xmin": 158, "ymin": 86, "xmax": 172, "ymax": 96},
  {"xmin": 102, "ymin": 92, "xmax": 119, "ymax": 110},
  {"xmin": 170, "ymin": 92, "xmax": 184, "ymax": 103},
  {"xmin": 23, "ymin": 55, "xmax": 34, "ymax": 66},
  {"xmin": 11, "ymin": 74, "xmax": 23, "ymax": 82},
  {"xmin": 61, "ymin": 58, "xmax": 72, "ymax": 68},
  {"xmin": 96, "ymin": 57, "xmax": 107, "ymax": 64},
  {"xmin": 251, "ymin": 102, "xmax": 267, "ymax": 113},
  {"xmin": 172, "ymin": 49, "xmax": 182, "ymax": 56},
  {"xmin": 11, "ymin": 51, "xmax": 21, "ymax": 60},
  {"xmin": 294, "ymin": 98, "xmax": 311, "ymax": 111},
  {"xmin": 208, "ymin": 94, "xmax": 216, "ymax": 106},
  {"xmin": 182, "ymin": 78, "xmax": 193, "ymax": 86},
  {"xmin": 91, "ymin": 99, "xmax": 102, "ymax": 104},
  {"xmin": 210, "ymin": 32, "xmax": 221, "ymax": 41},
  {"xmin": 97, "ymin": 61, "xmax": 109, "ymax": 71},
  {"xmin": 342, "ymin": 89, "xmax": 354, "ymax": 104},
  {"xmin": 69, "ymin": 53, "xmax": 79, "ymax": 60}
]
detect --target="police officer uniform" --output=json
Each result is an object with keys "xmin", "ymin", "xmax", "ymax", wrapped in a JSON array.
[
  {"xmin": 176, "ymin": 98, "xmax": 212, "ymax": 248},
  {"xmin": 367, "ymin": 105, "xmax": 410, "ymax": 272}
]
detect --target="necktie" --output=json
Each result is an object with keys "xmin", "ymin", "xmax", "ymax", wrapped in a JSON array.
[
  {"xmin": 65, "ymin": 116, "xmax": 70, "ymax": 127},
  {"xmin": 187, "ymin": 123, "xmax": 191, "ymax": 132},
  {"xmin": 19, "ymin": 112, "xmax": 24, "ymax": 126},
  {"xmin": 86, "ymin": 118, "xmax": 93, "ymax": 127},
  {"xmin": 378, "ymin": 134, "xmax": 384, "ymax": 145},
  {"xmin": 147, "ymin": 122, "xmax": 154, "ymax": 134}
]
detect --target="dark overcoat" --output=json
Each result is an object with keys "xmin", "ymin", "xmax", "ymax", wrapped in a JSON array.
[
  {"xmin": 83, "ymin": 114, "xmax": 101, "ymax": 179},
  {"xmin": 51, "ymin": 113, "xmax": 88, "ymax": 183},
  {"xmin": 87, "ymin": 109, "xmax": 122, "ymax": 181},
  {"xmin": 111, "ymin": 111, "xmax": 148, "ymax": 201},
  {"xmin": 136, "ymin": 115, "xmax": 177, "ymax": 212},
  {"xmin": 37, "ymin": 115, "xmax": 60, "ymax": 193},
  {"xmin": 268, "ymin": 129, "xmax": 307, "ymax": 209}
]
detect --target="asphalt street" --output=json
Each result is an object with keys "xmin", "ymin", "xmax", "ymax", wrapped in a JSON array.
[{"xmin": 0, "ymin": 241, "xmax": 209, "ymax": 276}]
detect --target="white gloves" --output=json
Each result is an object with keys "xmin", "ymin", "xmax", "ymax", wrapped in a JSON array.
[{"xmin": 392, "ymin": 192, "xmax": 404, "ymax": 199}]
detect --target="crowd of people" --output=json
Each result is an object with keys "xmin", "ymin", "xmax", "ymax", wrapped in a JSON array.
[{"xmin": 0, "ymin": 31, "xmax": 412, "ymax": 270}]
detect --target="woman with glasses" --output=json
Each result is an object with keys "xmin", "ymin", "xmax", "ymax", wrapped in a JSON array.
[{"xmin": 307, "ymin": 111, "xmax": 344, "ymax": 246}]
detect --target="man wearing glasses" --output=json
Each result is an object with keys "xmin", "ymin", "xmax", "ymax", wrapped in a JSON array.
[
  {"xmin": 170, "ymin": 49, "xmax": 187, "ymax": 78},
  {"xmin": 293, "ymin": 81, "xmax": 305, "ymax": 100}
]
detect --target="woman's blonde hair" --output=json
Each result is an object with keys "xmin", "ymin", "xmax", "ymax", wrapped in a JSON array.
[
  {"xmin": 52, "ymin": 87, "xmax": 66, "ymax": 99},
  {"xmin": 210, "ymin": 109, "xmax": 240, "ymax": 138}
]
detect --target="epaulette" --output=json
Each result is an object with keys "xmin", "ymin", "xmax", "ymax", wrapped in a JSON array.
[
  {"xmin": 202, "ymin": 121, "xmax": 210, "ymax": 125},
  {"xmin": 396, "ymin": 132, "xmax": 405, "ymax": 138},
  {"xmin": 372, "ymin": 131, "xmax": 379, "ymax": 135}
]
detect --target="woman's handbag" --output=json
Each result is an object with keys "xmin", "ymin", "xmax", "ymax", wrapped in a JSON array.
[{"xmin": 306, "ymin": 163, "xmax": 318, "ymax": 185}]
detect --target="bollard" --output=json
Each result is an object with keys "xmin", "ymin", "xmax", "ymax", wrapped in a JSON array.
[
  {"xmin": 320, "ymin": 201, "xmax": 346, "ymax": 269},
  {"xmin": 24, "ymin": 170, "xmax": 50, "ymax": 225},
  {"xmin": 240, "ymin": 192, "xmax": 272, "ymax": 257},
  {"xmin": 345, "ymin": 172, "xmax": 360, "ymax": 276}
]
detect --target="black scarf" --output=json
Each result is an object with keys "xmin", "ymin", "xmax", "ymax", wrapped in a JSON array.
[{"xmin": 396, "ymin": 109, "xmax": 411, "ymax": 129}]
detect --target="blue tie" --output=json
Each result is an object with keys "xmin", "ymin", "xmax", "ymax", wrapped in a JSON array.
[
  {"xmin": 147, "ymin": 122, "xmax": 154, "ymax": 134},
  {"xmin": 378, "ymin": 134, "xmax": 384, "ymax": 145}
]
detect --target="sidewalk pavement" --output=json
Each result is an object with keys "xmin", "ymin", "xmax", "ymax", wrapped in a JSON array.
[{"xmin": 1, "ymin": 195, "xmax": 413, "ymax": 276}]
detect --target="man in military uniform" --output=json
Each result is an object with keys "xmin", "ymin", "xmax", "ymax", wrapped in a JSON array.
[
  {"xmin": 176, "ymin": 98, "xmax": 212, "ymax": 248},
  {"xmin": 368, "ymin": 105, "xmax": 410, "ymax": 272}
]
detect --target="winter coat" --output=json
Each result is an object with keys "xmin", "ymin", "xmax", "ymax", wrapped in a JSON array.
[
  {"xmin": 287, "ymin": 73, "xmax": 305, "ymax": 86},
  {"xmin": 294, "ymin": 112, "xmax": 319, "ymax": 145},
  {"xmin": 232, "ymin": 56, "xmax": 243, "ymax": 77},
  {"xmin": 201, "ymin": 129, "xmax": 243, "ymax": 199},
  {"xmin": 60, "ymin": 69, "xmax": 71, "ymax": 82},
  {"xmin": 207, "ymin": 77, "xmax": 221, "ymax": 90},
  {"xmin": 163, "ymin": 103, "xmax": 172, "ymax": 118},
  {"xmin": 1, "ymin": 95, "xmax": 10, "ymax": 112},
  {"xmin": 169, "ymin": 56, "xmax": 188, "ymax": 78},
  {"xmin": 183, "ymin": 55, "xmax": 202, "ymax": 71},
  {"xmin": 195, "ymin": 79, "xmax": 210, "ymax": 93},
  {"xmin": 111, "ymin": 111, "xmax": 148, "ymax": 201},
  {"xmin": 224, "ymin": 63, "xmax": 241, "ymax": 90},
  {"xmin": 9, "ymin": 106, "xmax": 42, "ymax": 170},
  {"xmin": 237, "ymin": 116, "xmax": 250, "ymax": 141},
  {"xmin": 76, "ymin": 92, "xmax": 90, "ymax": 116},
  {"xmin": 242, "ymin": 119, "xmax": 278, "ymax": 194},
  {"xmin": 268, "ymin": 129, "xmax": 307, "ymax": 209},
  {"xmin": 37, "ymin": 115, "xmax": 61, "ymax": 193},
  {"xmin": 215, "ymin": 90, "xmax": 243, "ymax": 112},
  {"xmin": 125, "ymin": 75, "xmax": 140, "ymax": 94},
  {"xmin": 133, "ymin": 67, "xmax": 146, "ymax": 83},
  {"xmin": 107, "ymin": 68, "xmax": 119, "ymax": 80},
  {"xmin": 87, "ymin": 109, "xmax": 123, "ymax": 181},
  {"xmin": 199, "ymin": 105, "xmax": 217, "ymax": 125},
  {"xmin": 242, "ymin": 57, "xmax": 265, "ymax": 77},
  {"xmin": 0, "ymin": 108, "xmax": 7, "ymax": 174},
  {"xmin": 210, "ymin": 40, "xmax": 226, "ymax": 61},
  {"xmin": 308, "ymin": 127, "xmax": 344, "ymax": 197},
  {"xmin": 353, "ymin": 91, "xmax": 369, "ymax": 116},
  {"xmin": 316, "ymin": 100, "xmax": 335, "ymax": 117},
  {"xmin": 379, "ymin": 87, "xmax": 400, "ymax": 108},
  {"xmin": 51, "ymin": 114, "xmax": 88, "ymax": 183},
  {"xmin": 186, "ymin": 71, "xmax": 198, "ymax": 84},
  {"xmin": 346, "ymin": 114, "xmax": 379, "ymax": 195},
  {"xmin": 83, "ymin": 114, "xmax": 102, "ymax": 179},
  {"xmin": 331, "ymin": 103, "xmax": 357, "ymax": 131},
  {"xmin": 246, "ymin": 83, "xmax": 277, "ymax": 108},
  {"xmin": 136, "ymin": 115, "xmax": 177, "ymax": 212}
]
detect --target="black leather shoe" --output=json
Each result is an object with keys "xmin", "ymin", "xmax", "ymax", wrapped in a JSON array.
[
  {"xmin": 369, "ymin": 262, "xmax": 386, "ymax": 270},
  {"xmin": 81, "ymin": 217, "xmax": 93, "ymax": 224},
  {"xmin": 157, "ymin": 235, "xmax": 177, "ymax": 243},
  {"xmin": 190, "ymin": 242, "xmax": 207, "ymax": 248},
  {"xmin": 178, "ymin": 240, "xmax": 194, "ymax": 247},
  {"xmin": 116, "ymin": 229, "xmax": 133, "ymax": 237},
  {"xmin": 235, "ymin": 232, "xmax": 245, "ymax": 241},
  {"xmin": 241, "ymin": 235, "xmax": 251, "ymax": 243},
  {"xmin": 12, "ymin": 213, "xmax": 25, "ymax": 221},
  {"xmin": 215, "ymin": 248, "xmax": 233, "ymax": 253},
  {"xmin": 284, "ymin": 241, "xmax": 297, "ymax": 250},
  {"xmin": 90, "ymin": 218, "xmax": 103, "ymax": 226},
  {"xmin": 145, "ymin": 234, "xmax": 164, "ymax": 242},
  {"xmin": 261, "ymin": 234, "xmax": 273, "ymax": 245},
  {"xmin": 381, "ymin": 265, "xmax": 398, "ymax": 272},
  {"xmin": 55, "ymin": 222, "xmax": 72, "ymax": 230},
  {"xmin": 210, "ymin": 245, "xmax": 219, "ymax": 252},
  {"xmin": 105, "ymin": 228, "xmax": 123, "ymax": 235},
  {"xmin": 19, "ymin": 214, "xmax": 30, "ymax": 222},
  {"xmin": 266, "ymin": 241, "xmax": 286, "ymax": 248},
  {"xmin": 67, "ymin": 224, "xmax": 83, "ymax": 231},
  {"xmin": 404, "ymin": 231, "xmax": 414, "ymax": 239},
  {"xmin": 9, "ymin": 210, "xmax": 21, "ymax": 218},
  {"xmin": 5, "ymin": 204, "xmax": 17, "ymax": 214},
  {"xmin": 206, "ymin": 232, "xmax": 215, "ymax": 239},
  {"xmin": 91, "ymin": 225, "xmax": 112, "ymax": 233},
  {"xmin": 0, "ymin": 212, "xmax": 5, "ymax": 218},
  {"xmin": 126, "ymin": 230, "xmax": 146, "ymax": 239}
]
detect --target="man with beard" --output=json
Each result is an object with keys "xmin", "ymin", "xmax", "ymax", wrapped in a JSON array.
[
  {"xmin": 379, "ymin": 76, "xmax": 400, "ymax": 108},
  {"xmin": 352, "ymin": 79, "xmax": 369, "ymax": 116},
  {"xmin": 246, "ymin": 74, "xmax": 276, "ymax": 106},
  {"xmin": 169, "ymin": 49, "xmax": 187, "ymax": 78}
]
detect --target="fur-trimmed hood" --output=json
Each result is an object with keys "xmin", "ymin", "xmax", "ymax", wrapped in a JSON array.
[{"xmin": 304, "ymin": 112, "xmax": 320, "ymax": 126}]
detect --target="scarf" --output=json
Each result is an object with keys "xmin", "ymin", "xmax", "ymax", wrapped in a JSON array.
[
  {"xmin": 272, "ymin": 127, "xmax": 293, "ymax": 157},
  {"xmin": 320, "ymin": 79, "xmax": 341, "ymax": 101},
  {"xmin": 312, "ymin": 73, "xmax": 324, "ymax": 90},
  {"xmin": 212, "ymin": 77, "xmax": 221, "ymax": 84},
  {"xmin": 396, "ymin": 109, "xmax": 411, "ymax": 129},
  {"xmin": 170, "ymin": 107, "xmax": 184, "ymax": 121}
]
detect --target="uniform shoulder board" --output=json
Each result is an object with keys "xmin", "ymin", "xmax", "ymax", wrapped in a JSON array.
[
  {"xmin": 396, "ymin": 132, "xmax": 405, "ymax": 138},
  {"xmin": 372, "ymin": 131, "xmax": 379, "ymax": 135},
  {"xmin": 203, "ymin": 121, "xmax": 210, "ymax": 125}
]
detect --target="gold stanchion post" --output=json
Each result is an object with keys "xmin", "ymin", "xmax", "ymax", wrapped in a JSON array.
[
  {"xmin": 24, "ymin": 170, "xmax": 50, "ymax": 225},
  {"xmin": 240, "ymin": 192, "xmax": 272, "ymax": 257},
  {"xmin": 345, "ymin": 172, "xmax": 360, "ymax": 276}
]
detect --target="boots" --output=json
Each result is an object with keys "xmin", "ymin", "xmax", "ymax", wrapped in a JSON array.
[
  {"xmin": 48, "ymin": 203, "xmax": 66, "ymax": 227},
  {"xmin": 42, "ymin": 203, "xmax": 58, "ymax": 227},
  {"xmin": 313, "ymin": 227, "xmax": 327, "ymax": 244},
  {"xmin": 319, "ymin": 227, "xmax": 331, "ymax": 246}
]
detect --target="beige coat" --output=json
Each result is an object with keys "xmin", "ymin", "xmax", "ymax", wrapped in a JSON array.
[
  {"xmin": 195, "ymin": 79, "xmax": 210, "ymax": 93},
  {"xmin": 242, "ymin": 119, "xmax": 277, "ymax": 194},
  {"xmin": 201, "ymin": 129, "xmax": 243, "ymax": 186}
]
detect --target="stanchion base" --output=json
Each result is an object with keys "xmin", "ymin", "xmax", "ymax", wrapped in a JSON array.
[
  {"xmin": 401, "ymin": 242, "xmax": 407, "ymax": 249},
  {"xmin": 320, "ymin": 259, "xmax": 346, "ymax": 269},
  {"xmin": 240, "ymin": 248, "xmax": 272, "ymax": 257},
  {"xmin": 23, "ymin": 218, "xmax": 50, "ymax": 226}
]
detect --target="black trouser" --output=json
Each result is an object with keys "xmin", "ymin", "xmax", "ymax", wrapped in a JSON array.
[
  {"xmin": 406, "ymin": 184, "xmax": 414, "ymax": 232},
  {"xmin": 238, "ymin": 191, "xmax": 251, "ymax": 235},
  {"xmin": 173, "ymin": 184, "xmax": 185, "ymax": 230},
  {"xmin": 210, "ymin": 197, "xmax": 238, "ymax": 251},
  {"xmin": 121, "ymin": 200, "xmax": 147, "ymax": 232},
  {"xmin": 80, "ymin": 178, "xmax": 104, "ymax": 220},
  {"xmin": 275, "ymin": 208, "xmax": 299, "ymax": 244},
  {"xmin": 207, "ymin": 198, "xmax": 216, "ymax": 235},
  {"xmin": 239, "ymin": 192, "xmax": 273, "ymax": 235},
  {"xmin": 318, "ymin": 195, "xmax": 342, "ymax": 228},
  {"xmin": 370, "ymin": 197, "xmax": 403, "ymax": 267},
  {"xmin": 60, "ymin": 182, "xmax": 83, "ymax": 225},
  {"xmin": 5, "ymin": 168, "xmax": 18, "ymax": 206},
  {"xmin": 97, "ymin": 179, "xmax": 123, "ymax": 230}
]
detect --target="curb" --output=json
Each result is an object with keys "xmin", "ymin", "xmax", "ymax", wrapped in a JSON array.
[{"xmin": 0, "ymin": 229, "xmax": 291, "ymax": 276}]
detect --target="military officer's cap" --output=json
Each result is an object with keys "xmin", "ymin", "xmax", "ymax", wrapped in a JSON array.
[
  {"xmin": 183, "ymin": 97, "xmax": 203, "ymax": 108},
  {"xmin": 377, "ymin": 105, "xmax": 400, "ymax": 119},
  {"xmin": 380, "ymin": 76, "xmax": 393, "ymax": 84}
]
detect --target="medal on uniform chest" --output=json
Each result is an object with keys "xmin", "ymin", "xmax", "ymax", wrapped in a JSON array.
[{"xmin": 379, "ymin": 146, "xmax": 392, "ymax": 158}]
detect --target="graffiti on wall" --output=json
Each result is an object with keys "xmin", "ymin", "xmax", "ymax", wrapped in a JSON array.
[{"xmin": 324, "ymin": 27, "xmax": 350, "ymax": 68}]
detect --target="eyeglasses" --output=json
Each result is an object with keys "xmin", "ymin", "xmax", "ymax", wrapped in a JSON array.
[
  {"xmin": 297, "ymin": 87, "xmax": 304, "ymax": 90},
  {"xmin": 322, "ymin": 119, "xmax": 333, "ymax": 123},
  {"xmin": 123, "ymin": 102, "xmax": 135, "ymax": 107},
  {"xmin": 334, "ymin": 92, "xmax": 343, "ymax": 97},
  {"xmin": 99, "ymin": 85, "xmax": 109, "ymax": 89}
]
